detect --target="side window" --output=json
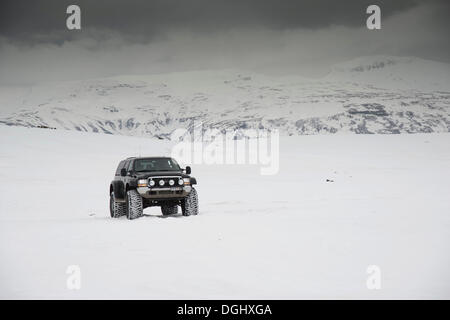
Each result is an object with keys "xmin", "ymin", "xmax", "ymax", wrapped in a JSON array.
[
  {"xmin": 123, "ymin": 160, "xmax": 130, "ymax": 174},
  {"xmin": 127, "ymin": 160, "xmax": 134, "ymax": 172},
  {"xmin": 115, "ymin": 160, "xmax": 125, "ymax": 176}
]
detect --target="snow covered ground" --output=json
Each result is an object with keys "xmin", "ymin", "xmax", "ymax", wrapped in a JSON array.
[{"xmin": 0, "ymin": 125, "xmax": 449, "ymax": 299}]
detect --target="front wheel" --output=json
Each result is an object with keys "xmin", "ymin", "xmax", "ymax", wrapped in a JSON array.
[
  {"xmin": 181, "ymin": 187, "xmax": 199, "ymax": 216},
  {"xmin": 126, "ymin": 189, "xmax": 143, "ymax": 220}
]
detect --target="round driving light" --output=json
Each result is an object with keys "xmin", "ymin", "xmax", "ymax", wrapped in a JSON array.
[
  {"xmin": 178, "ymin": 179, "xmax": 183, "ymax": 185},
  {"xmin": 159, "ymin": 179, "xmax": 165, "ymax": 186},
  {"xmin": 169, "ymin": 179, "xmax": 175, "ymax": 186},
  {"xmin": 149, "ymin": 180, "xmax": 155, "ymax": 187}
]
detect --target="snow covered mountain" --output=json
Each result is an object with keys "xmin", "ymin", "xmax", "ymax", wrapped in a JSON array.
[
  {"xmin": 0, "ymin": 56, "xmax": 449, "ymax": 138},
  {"xmin": 326, "ymin": 55, "xmax": 450, "ymax": 92}
]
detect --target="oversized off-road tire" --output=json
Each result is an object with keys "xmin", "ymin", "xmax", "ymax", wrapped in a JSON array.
[
  {"xmin": 181, "ymin": 187, "xmax": 199, "ymax": 216},
  {"xmin": 161, "ymin": 205, "xmax": 178, "ymax": 216},
  {"xmin": 126, "ymin": 189, "xmax": 143, "ymax": 220},
  {"xmin": 110, "ymin": 192, "xmax": 126, "ymax": 218}
]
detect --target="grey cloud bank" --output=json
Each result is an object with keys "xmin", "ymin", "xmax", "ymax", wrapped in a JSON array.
[{"xmin": 0, "ymin": 0, "xmax": 448, "ymax": 85}]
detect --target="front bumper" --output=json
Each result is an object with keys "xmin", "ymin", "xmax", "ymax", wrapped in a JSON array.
[{"xmin": 137, "ymin": 185, "xmax": 192, "ymax": 199}]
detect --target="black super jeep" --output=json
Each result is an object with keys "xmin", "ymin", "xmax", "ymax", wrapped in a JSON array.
[{"xmin": 109, "ymin": 157, "xmax": 198, "ymax": 219}]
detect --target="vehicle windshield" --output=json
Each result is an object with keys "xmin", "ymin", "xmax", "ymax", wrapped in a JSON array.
[{"xmin": 134, "ymin": 158, "xmax": 181, "ymax": 172}]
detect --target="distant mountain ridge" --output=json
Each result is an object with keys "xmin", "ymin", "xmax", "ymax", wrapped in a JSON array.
[
  {"xmin": 326, "ymin": 55, "xmax": 450, "ymax": 91},
  {"xmin": 1, "ymin": 56, "xmax": 449, "ymax": 138}
]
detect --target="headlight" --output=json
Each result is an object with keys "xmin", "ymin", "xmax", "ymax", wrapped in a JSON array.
[
  {"xmin": 159, "ymin": 179, "xmax": 165, "ymax": 186},
  {"xmin": 169, "ymin": 179, "xmax": 175, "ymax": 186},
  {"xmin": 178, "ymin": 179, "xmax": 184, "ymax": 185},
  {"xmin": 149, "ymin": 180, "xmax": 155, "ymax": 187},
  {"xmin": 138, "ymin": 179, "xmax": 148, "ymax": 187},
  {"xmin": 183, "ymin": 178, "xmax": 190, "ymax": 185}
]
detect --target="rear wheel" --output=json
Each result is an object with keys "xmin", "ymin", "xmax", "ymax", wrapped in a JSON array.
[
  {"xmin": 110, "ymin": 192, "xmax": 126, "ymax": 218},
  {"xmin": 161, "ymin": 205, "xmax": 178, "ymax": 215},
  {"xmin": 181, "ymin": 187, "xmax": 199, "ymax": 216},
  {"xmin": 126, "ymin": 189, "xmax": 143, "ymax": 220}
]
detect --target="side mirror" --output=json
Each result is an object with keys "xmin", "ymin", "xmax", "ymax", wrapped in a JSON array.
[
  {"xmin": 185, "ymin": 166, "xmax": 191, "ymax": 175},
  {"xmin": 120, "ymin": 168, "xmax": 127, "ymax": 177}
]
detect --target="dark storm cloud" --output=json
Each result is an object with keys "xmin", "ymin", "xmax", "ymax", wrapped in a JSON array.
[
  {"xmin": 0, "ymin": 0, "xmax": 449, "ymax": 85},
  {"xmin": 0, "ymin": 0, "xmax": 437, "ymax": 43}
]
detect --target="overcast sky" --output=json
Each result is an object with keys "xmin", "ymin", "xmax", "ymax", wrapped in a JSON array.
[{"xmin": 0, "ymin": 0, "xmax": 449, "ymax": 85}]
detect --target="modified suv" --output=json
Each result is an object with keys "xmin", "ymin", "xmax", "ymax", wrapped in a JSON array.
[{"xmin": 109, "ymin": 157, "xmax": 198, "ymax": 220}]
